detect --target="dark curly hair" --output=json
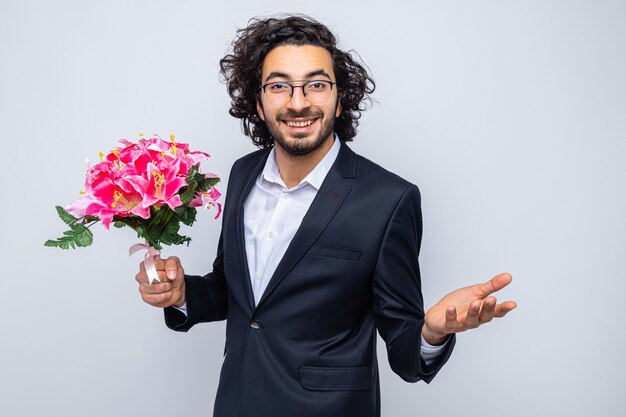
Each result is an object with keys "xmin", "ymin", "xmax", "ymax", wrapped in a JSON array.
[{"xmin": 219, "ymin": 15, "xmax": 375, "ymax": 147}]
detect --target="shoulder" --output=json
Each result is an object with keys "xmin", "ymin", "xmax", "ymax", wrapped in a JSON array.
[
  {"xmin": 222, "ymin": 147, "xmax": 270, "ymax": 200},
  {"xmin": 345, "ymin": 145, "xmax": 421, "ymax": 202}
]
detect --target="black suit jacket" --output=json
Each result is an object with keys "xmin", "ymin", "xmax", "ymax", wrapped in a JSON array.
[{"xmin": 164, "ymin": 141, "xmax": 455, "ymax": 417}]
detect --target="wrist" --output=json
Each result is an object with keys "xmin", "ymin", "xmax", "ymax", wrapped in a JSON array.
[{"xmin": 421, "ymin": 323, "xmax": 448, "ymax": 346}]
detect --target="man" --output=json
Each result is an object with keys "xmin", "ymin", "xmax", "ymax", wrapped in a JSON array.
[{"xmin": 136, "ymin": 15, "xmax": 516, "ymax": 417}]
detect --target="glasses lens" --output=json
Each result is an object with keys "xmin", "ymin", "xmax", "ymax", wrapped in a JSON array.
[
  {"xmin": 263, "ymin": 81, "xmax": 334, "ymax": 105},
  {"xmin": 303, "ymin": 81, "xmax": 333, "ymax": 104},
  {"xmin": 264, "ymin": 82, "xmax": 291, "ymax": 105}
]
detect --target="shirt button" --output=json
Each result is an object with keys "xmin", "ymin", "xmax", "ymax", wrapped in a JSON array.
[
  {"xmin": 280, "ymin": 193, "xmax": 290, "ymax": 200},
  {"xmin": 255, "ymin": 272, "xmax": 262, "ymax": 280},
  {"xmin": 250, "ymin": 320, "xmax": 260, "ymax": 330},
  {"xmin": 268, "ymin": 231, "xmax": 274, "ymax": 238}
]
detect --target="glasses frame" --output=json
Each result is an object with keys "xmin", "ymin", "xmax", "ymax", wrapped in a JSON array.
[{"xmin": 260, "ymin": 79, "xmax": 337, "ymax": 104}]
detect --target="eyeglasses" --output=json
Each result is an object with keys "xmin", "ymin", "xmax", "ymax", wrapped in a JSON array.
[{"xmin": 260, "ymin": 80, "xmax": 337, "ymax": 106}]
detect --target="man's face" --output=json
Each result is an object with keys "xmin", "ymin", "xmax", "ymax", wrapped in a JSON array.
[{"xmin": 257, "ymin": 44, "xmax": 342, "ymax": 156}]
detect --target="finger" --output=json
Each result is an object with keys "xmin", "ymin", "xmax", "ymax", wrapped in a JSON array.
[
  {"xmin": 153, "ymin": 258, "xmax": 167, "ymax": 271},
  {"xmin": 477, "ymin": 273, "xmax": 512, "ymax": 297},
  {"xmin": 445, "ymin": 306, "xmax": 457, "ymax": 331},
  {"xmin": 164, "ymin": 256, "xmax": 182, "ymax": 281},
  {"xmin": 494, "ymin": 300, "xmax": 518, "ymax": 318},
  {"xmin": 465, "ymin": 299, "xmax": 482, "ymax": 328},
  {"xmin": 141, "ymin": 290, "xmax": 174, "ymax": 308},
  {"xmin": 478, "ymin": 296, "xmax": 497, "ymax": 323},
  {"xmin": 135, "ymin": 262, "xmax": 148, "ymax": 284},
  {"xmin": 139, "ymin": 280, "xmax": 173, "ymax": 295},
  {"xmin": 136, "ymin": 267, "xmax": 168, "ymax": 285}
]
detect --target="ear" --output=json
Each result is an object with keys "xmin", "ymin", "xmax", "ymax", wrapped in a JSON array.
[
  {"xmin": 335, "ymin": 94, "xmax": 342, "ymax": 118},
  {"xmin": 256, "ymin": 99, "xmax": 266, "ymax": 121}
]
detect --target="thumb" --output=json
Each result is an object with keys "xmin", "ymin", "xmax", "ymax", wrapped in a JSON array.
[{"xmin": 164, "ymin": 256, "xmax": 182, "ymax": 281}]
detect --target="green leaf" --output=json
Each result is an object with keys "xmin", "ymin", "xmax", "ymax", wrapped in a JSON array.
[
  {"xmin": 185, "ymin": 164, "xmax": 200, "ymax": 183},
  {"xmin": 44, "ymin": 225, "xmax": 93, "ymax": 249},
  {"xmin": 55, "ymin": 206, "xmax": 79, "ymax": 226},
  {"xmin": 45, "ymin": 206, "xmax": 97, "ymax": 249},
  {"xmin": 176, "ymin": 205, "xmax": 197, "ymax": 226},
  {"xmin": 179, "ymin": 186, "xmax": 196, "ymax": 205},
  {"xmin": 180, "ymin": 165, "xmax": 208, "ymax": 205},
  {"xmin": 179, "ymin": 168, "xmax": 220, "ymax": 206},
  {"xmin": 158, "ymin": 216, "xmax": 191, "ymax": 247},
  {"xmin": 197, "ymin": 176, "xmax": 220, "ymax": 193}
]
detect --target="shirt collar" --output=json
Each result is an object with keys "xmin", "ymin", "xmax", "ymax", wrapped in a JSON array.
[{"xmin": 261, "ymin": 136, "xmax": 341, "ymax": 191}]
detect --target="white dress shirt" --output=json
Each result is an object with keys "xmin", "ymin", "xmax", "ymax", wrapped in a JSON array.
[
  {"xmin": 176, "ymin": 137, "xmax": 447, "ymax": 362},
  {"xmin": 242, "ymin": 138, "xmax": 341, "ymax": 306}
]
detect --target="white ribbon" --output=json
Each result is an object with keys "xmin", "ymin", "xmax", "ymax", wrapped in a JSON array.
[{"xmin": 129, "ymin": 242, "xmax": 161, "ymax": 284}]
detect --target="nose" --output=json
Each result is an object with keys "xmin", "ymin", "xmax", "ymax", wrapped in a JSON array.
[{"xmin": 286, "ymin": 85, "xmax": 310, "ymax": 111}]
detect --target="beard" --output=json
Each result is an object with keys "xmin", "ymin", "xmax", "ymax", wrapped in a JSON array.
[{"xmin": 267, "ymin": 108, "xmax": 336, "ymax": 157}]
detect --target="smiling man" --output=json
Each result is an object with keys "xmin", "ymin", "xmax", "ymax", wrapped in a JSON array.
[
  {"xmin": 135, "ymin": 15, "xmax": 516, "ymax": 417},
  {"xmin": 258, "ymin": 45, "xmax": 340, "ymax": 154},
  {"xmin": 256, "ymin": 44, "xmax": 342, "ymax": 188}
]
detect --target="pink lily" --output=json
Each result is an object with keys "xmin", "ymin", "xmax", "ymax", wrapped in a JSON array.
[{"xmin": 141, "ymin": 161, "xmax": 187, "ymax": 210}]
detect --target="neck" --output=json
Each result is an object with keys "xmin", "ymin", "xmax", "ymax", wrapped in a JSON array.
[{"xmin": 274, "ymin": 135, "xmax": 335, "ymax": 189}]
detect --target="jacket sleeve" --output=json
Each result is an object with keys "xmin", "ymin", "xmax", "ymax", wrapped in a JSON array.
[
  {"xmin": 372, "ymin": 184, "xmax": 455, "ymax": 383},
  {"xmin": 163, "ymin": 229, "xmax": 228, "ymax": 331}
]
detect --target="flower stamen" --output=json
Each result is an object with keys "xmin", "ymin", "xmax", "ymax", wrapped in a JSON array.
[
  {"xmin": 169, "ymin": 134, "xmax": 177, "ymax": 155},
  {"xmin": 152, "ymin": 171, "xmax": 165, "ymax": 199},
  {"xmin": 111, "ymin": 190, "xmax": 136, "ymax": 210}
]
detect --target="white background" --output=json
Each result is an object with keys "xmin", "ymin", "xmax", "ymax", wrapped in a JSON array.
[{"xmin": 1, "ymin": 1, "xmax": 625, "ymax": 416}]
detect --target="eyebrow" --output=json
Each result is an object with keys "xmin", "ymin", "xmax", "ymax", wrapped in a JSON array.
[{"xmin": 264, "ymin": 69, "xmax": 333, "ymax": 83}]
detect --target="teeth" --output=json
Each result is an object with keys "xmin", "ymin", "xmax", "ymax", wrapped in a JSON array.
[{"xmin": 286, "ymin": 119, "xmax": 314, "ymax": 127}]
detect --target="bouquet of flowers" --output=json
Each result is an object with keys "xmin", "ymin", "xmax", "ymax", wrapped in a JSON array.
[{"xmin": 45, "ymin": 133, "xmax": 221, "ymax": 283}]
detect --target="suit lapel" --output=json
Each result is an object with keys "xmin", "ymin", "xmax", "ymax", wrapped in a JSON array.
[
  {"xmin": 255, "ymin": 142, "xmax": 357, "ymax": 310},
  {"xmin": 235, "ymin": 149, "xmax": 271, "ymax": 311}
]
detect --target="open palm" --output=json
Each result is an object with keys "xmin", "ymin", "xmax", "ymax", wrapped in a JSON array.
[{"xmin": 422, "ymin": 273, "xmax": 517, "ymax": 345}]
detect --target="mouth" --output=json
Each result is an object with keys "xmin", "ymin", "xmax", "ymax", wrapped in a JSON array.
[{"xmin": 281, "ymin": 117, "xmax": 319, "ymax": 131}]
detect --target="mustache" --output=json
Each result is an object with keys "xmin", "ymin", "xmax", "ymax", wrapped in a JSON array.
[{"xmin": 278, "ymin": 109, "xmax": 321, "ymax": 120}]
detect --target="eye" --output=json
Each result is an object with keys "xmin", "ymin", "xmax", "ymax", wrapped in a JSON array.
[
  {"xmin": 306, "ymin": 81, "xmax": 328, "ymax": 91},
  {"xmin": 268, "ymin": 82, "xmax": 290, "ymax": 92}
]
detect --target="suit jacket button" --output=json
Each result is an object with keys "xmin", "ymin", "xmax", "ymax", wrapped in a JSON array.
[{"xmin": 250, "ymin": 320, "xmax": 260, "ymax": 330}]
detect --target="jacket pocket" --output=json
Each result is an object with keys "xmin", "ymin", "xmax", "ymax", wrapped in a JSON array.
[
  {"xmin": 299, "ymin": 365, "xmax": 371, "ymax": 391},
  {"xmin": 307, "ymin": 244, "xmax": 362, "ymax": 261}
]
